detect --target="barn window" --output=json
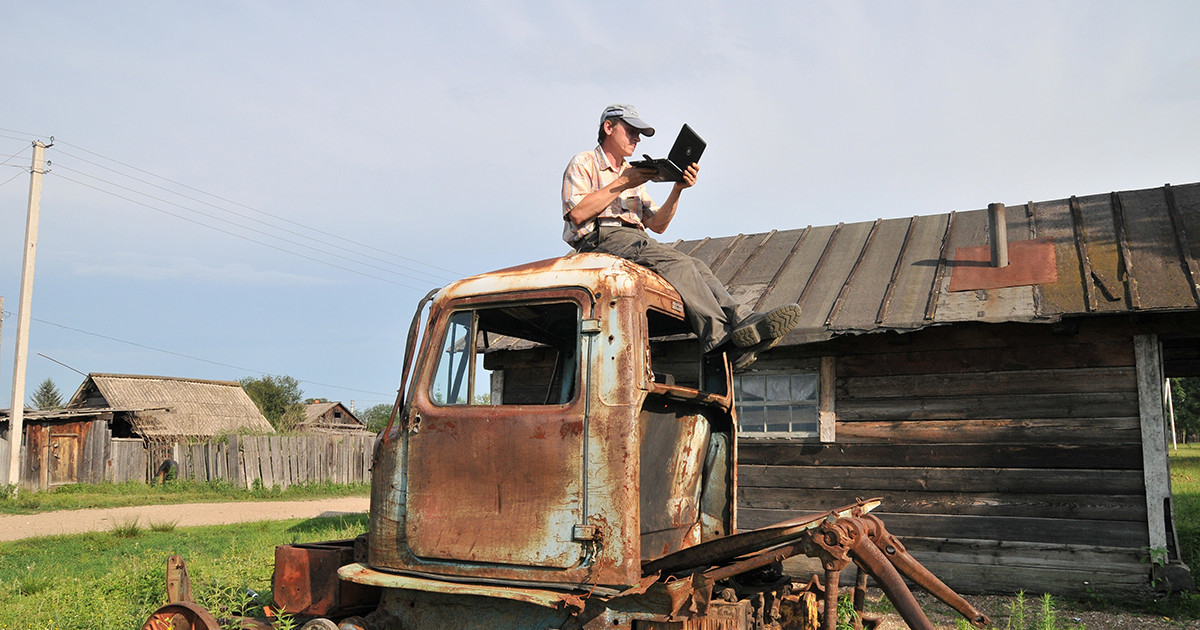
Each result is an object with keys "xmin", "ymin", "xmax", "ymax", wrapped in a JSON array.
[
  {"xmin": 733, "ymin": 357, "xmax": 835, "ymax": 441},
  {"xmin": 734, "ymin": 372, "xmax": 819, "ymax": 436}
]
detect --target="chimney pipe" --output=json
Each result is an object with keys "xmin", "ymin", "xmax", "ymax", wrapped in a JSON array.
[{"xmin": 989, "ymin": 203, "xmax": 1008, "ymax": 268}]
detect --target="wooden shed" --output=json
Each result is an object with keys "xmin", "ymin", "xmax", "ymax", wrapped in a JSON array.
[
  {"xmin": 659, "ymin": 181, "xmax": 1200, "ymax": 596},
  {"xmin": 0, "ymin": 407, "xmax": 113, "ymax": 490},
  {"xmin": 299, "ymin": 401, "xmax": 370, "ymax": 434}
]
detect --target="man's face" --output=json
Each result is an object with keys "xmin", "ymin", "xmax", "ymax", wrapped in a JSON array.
[{"xmin": 603, "ymin": 119, "xmax": 642, "ymax": 160}]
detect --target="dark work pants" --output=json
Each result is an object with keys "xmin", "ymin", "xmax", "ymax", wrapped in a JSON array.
[{"xmin": 576, "ymin": 225, "xmax": 750, "ymax": 353}]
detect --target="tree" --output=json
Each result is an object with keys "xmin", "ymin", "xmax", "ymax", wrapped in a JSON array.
[
  {"xmin": 29, "ymin": 377, "xmax": 63, "ymax": 410},
  {"xmin": 1171, "ymin": 377, "xmax": 1200, "ymax": 443},
  {"xmin": 239, "ymin": 374, "xmax": 304, "ymax": 431},
  {"xmin": 360, "ymin": 403, "xmax": 395, "ymax": 433}
]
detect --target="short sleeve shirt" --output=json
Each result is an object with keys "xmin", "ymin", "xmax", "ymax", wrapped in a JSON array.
[{"xmin": 562, "ymin": 146, "xmax": 659, "ymax": 245}]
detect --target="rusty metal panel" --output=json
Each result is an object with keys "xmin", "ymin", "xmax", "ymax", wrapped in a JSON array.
[
  {"xmin": 405, "ymin": 405, "xmax": 587, "ymax": 567},
  {"xmin": 1034, "ymin": 197, "xmax": 1090, "ymax": 315},
  {"xmin": 687, "ymin": 235, "xmax": 741, "ymax": 269},
  {"xmin": 879, "ymin": 213, "xmax": 950, "ymax": 329},
  {"xmin": 1121, "ymin": 186, "xmax": 1196, "ymax": 310},
  {"xmin": 1073, "ymin": 192, "xmax": 1129, "ymax": 312},
  {"xmin": 827, "ymin": 217, "xmax": 915, "ymax": 332},
  {"xmin": 752, "ymin": 225, "xmax": 837, "ymax": 315},
  {"xmin": 790, "ymin": 221, "xmax": 876, "ymax": 333},
  {"xmin": 729, "ymin": 228, "xmax": 807, "ymax": 287},
  {"xmin": 709, "ymin": 233, "xmax": 767, "ymax": 285},
  {"xmin": 934, "ymin": 209, "xmax": 1039, "ymax": 323},
  {"xmin": 273, "ymin": 541, "xmax": 379, "ymax": 616},
  {"xmin": 1170, "ymin": 183, "xmax": 1200, "ymax": 292},
  {"xmin": 640, "ymin": 409, "xmax": 711, "ymax": 561},
  {"xmin": 405, "ymin": 290, "xmax": 591, "ymax": 569},
  {"xmin": 721, "ymin": 228, "xmax": 808, "ymax": 314},
  {"xmin": 946, "ymin": 238, "xmax": 1057, "ymax": 292}
]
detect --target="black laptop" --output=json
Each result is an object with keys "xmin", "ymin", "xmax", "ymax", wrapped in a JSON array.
[{"xmin": 629, "ymin": 124, "xmax": 706, "ymax": 183}]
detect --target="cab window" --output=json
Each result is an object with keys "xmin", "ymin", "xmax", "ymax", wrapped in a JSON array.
[{"xmin": 430, "ymin": 301, "xmax": 579, "ymax": 406}]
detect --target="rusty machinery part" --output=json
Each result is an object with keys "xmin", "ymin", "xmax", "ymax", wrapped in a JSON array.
[
  {"xmin": 799, "ymin": 514, "xmax": 988, "ymax": 630},
  {"xmin": 141, "ymin": 602, "xmax": 222, "ymax": 630},
  {"xmin": 167, "ymin": 554, "xmax": 193, "ymax": 604},
  {"xmin": 643, "ymin": 499, "xmax": 882, "ymax": 577},
  {"xmin": 858, "ymin": 514, "xmax": 990, "ymax": 628},
  {"xmin": 648, "ymin": 510, "xmax": 989, "ymax": 630},
  {"xmin": 336, "ymin": 616, "xmax": 370, "ymax": 630},
  {"xmin": 298, "ymin": 620, "xmax": 339, "ymax": 630}
]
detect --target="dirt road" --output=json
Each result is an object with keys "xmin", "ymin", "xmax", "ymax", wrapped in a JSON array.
[{"xmin": 0, "ymin": 496, "xmax": 370, "ymax": 541}]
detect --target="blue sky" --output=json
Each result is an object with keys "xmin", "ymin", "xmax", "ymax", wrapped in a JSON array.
[{"xmin": 2, "ymin": 2, "xmax": 1199, "ymax": 410}]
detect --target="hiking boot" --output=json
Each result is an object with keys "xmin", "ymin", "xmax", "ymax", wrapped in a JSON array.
[
  {"xmin": 731, "ymin": 304, "xmax": 801, "ymax": 348},
  {"xmin": 728, "ymin": 346, "xmax": 758, "ymax": 371}
]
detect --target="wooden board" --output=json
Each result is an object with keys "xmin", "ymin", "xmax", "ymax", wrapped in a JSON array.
[
  {"xmin": 737, "ymin": 487, "xmax": 1146, "ymax": 521},
  {"xmin": 838, "ymin": 366, "xmax": 1136, "ymax": 399},
  {"xmin": 836, "ymin": 391, "xmax": 1139, "ymax": 422},
  {"xmin": 738, "ymin": 442, "xmax": 1142, "ymax": 470},
  {"xmin": 829, "ymin": 417, "xmax": 1141, "ymax": 444},
  {"xmin": 738, "ymin": 464, "xmax": 1145, "ymax": 494}
]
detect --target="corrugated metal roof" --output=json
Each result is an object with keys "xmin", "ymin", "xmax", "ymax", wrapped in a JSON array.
[
  {"xmin": 671, "ymin": 182, "xmax": 1200, "ymax": 344},
  {"xmin": 65, "ymin": 373, "xmax": 274, "ymax": 437}
]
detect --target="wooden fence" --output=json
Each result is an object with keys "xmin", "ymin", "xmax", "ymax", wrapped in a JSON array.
[
  {"xmin": 2, "ymin": 426, "xmax": 374, "ymax": 490},
  {"xmin": 147, "ymin": 434, "xmax": 375, "ymax": 489}
]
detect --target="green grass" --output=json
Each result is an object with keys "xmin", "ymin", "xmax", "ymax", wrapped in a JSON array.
[
  {"xmin": 0, "ymin": 479, "xmax": 369, "ymax": 515},
  {"xmin": 1171, "ymin": 444, "xmax": 1200, "ymax": 572},
  {"xmin": 0, "ymin": 513, "xmax": 368, "ymax": 630}
]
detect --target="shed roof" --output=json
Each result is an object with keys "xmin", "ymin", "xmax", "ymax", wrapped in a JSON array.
[
  {"xmin": 672, "ymin": 182, "xmax": 1200, "ymax": 344},
  {"xmin": 302, "ymin": 401, "xmax": 364, "ymax": 426},
  {"xmin": 65, "ymin": 373, "xmax": 274, "ymax": 438}
]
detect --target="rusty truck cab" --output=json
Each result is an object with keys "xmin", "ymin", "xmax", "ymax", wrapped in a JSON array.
[{"xmin": 362, "ymin": 253, "xmax": 736, "ymax": 594}]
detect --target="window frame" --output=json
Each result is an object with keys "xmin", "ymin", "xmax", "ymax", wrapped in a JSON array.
[
  {"xmin": 425, "ymin": 293, "xmax": 587, "ymax": 409},
  {"xmin": 734, "ymin": 356, "xmax": 835, "ymax": 442}
]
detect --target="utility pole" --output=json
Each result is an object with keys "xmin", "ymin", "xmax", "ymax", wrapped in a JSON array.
[{"xmin": 7, "ymin": 141, "xmax": 48, "ymax": 489}]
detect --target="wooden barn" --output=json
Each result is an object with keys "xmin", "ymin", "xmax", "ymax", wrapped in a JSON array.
[
  {"xmin": 299, "ymin": 401, "xmax": 370, "ymax": 434},
  {"xmin": 2, "ymin": 373, "xmax": 274, "ymax": 489},
  {"xmin": 659, "ymin": 181, "xmax": 1200, "ymax": 596}
]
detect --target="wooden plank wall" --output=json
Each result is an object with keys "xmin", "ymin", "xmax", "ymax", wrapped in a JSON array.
[{"xmin": 738, "ymin": 318, "xmax": 1152, "ymax": 596}]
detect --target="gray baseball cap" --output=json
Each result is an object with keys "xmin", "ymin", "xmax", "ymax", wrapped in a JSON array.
[{"xmin": 600, "ymin": 104, "xmax": 655, "ymax": 137}]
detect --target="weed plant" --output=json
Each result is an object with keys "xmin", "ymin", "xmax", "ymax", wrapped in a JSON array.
[
  {"xmin": 0, "ymin": 513, "xmax": 367, "ymax": 630},
  {"xmin": 0, "ymin": 479, "xmax": 369, "ymax": 515}
]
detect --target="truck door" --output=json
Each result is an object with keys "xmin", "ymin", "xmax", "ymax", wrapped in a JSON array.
[{"xmin": 405, "ymin": 292, "xmax": 592, "ymax": 569}]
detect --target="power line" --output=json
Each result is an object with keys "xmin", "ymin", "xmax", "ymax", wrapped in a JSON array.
[
  {"xmin": 50, "ymin": 162, "xmax": 446, "ymax": 286},
  {"xmin": 30, "ymin": 316, "xmax": 394, "ymax": 397},
  {"xmin": 53, "ymin": 171, "xmax": 433, "ymax": 290},
  {"xmin": 0, "ymin": 143, "xmax": 31, "ymax": 168},
  {"xmin": 0, "ymin": 127, "xmax": 463, "ymax": 282},
  {"xmin": 51, "ymin": 148, "xmax": 457, "ymax": 283},
  {"xmin": 0, "ymin": 169, "xmax": 25, "ymax": 189},
  {"xmin": 52, "ymin": 138, "xmax": 463, "ymax": 278}
]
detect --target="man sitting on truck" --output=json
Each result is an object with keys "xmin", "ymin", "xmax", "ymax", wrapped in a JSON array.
[{"xmin": 562, "ymin": 103, "xmax": 799, "ymax": 370}]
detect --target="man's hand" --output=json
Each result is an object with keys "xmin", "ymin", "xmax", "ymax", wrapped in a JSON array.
[
  {"xmin": 674, "ymin": 163, "xmax": 699, "ymax": 190},
  {"xmin": 619, "ymin": 166, "xmax": 657, "ymax": 189}
]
